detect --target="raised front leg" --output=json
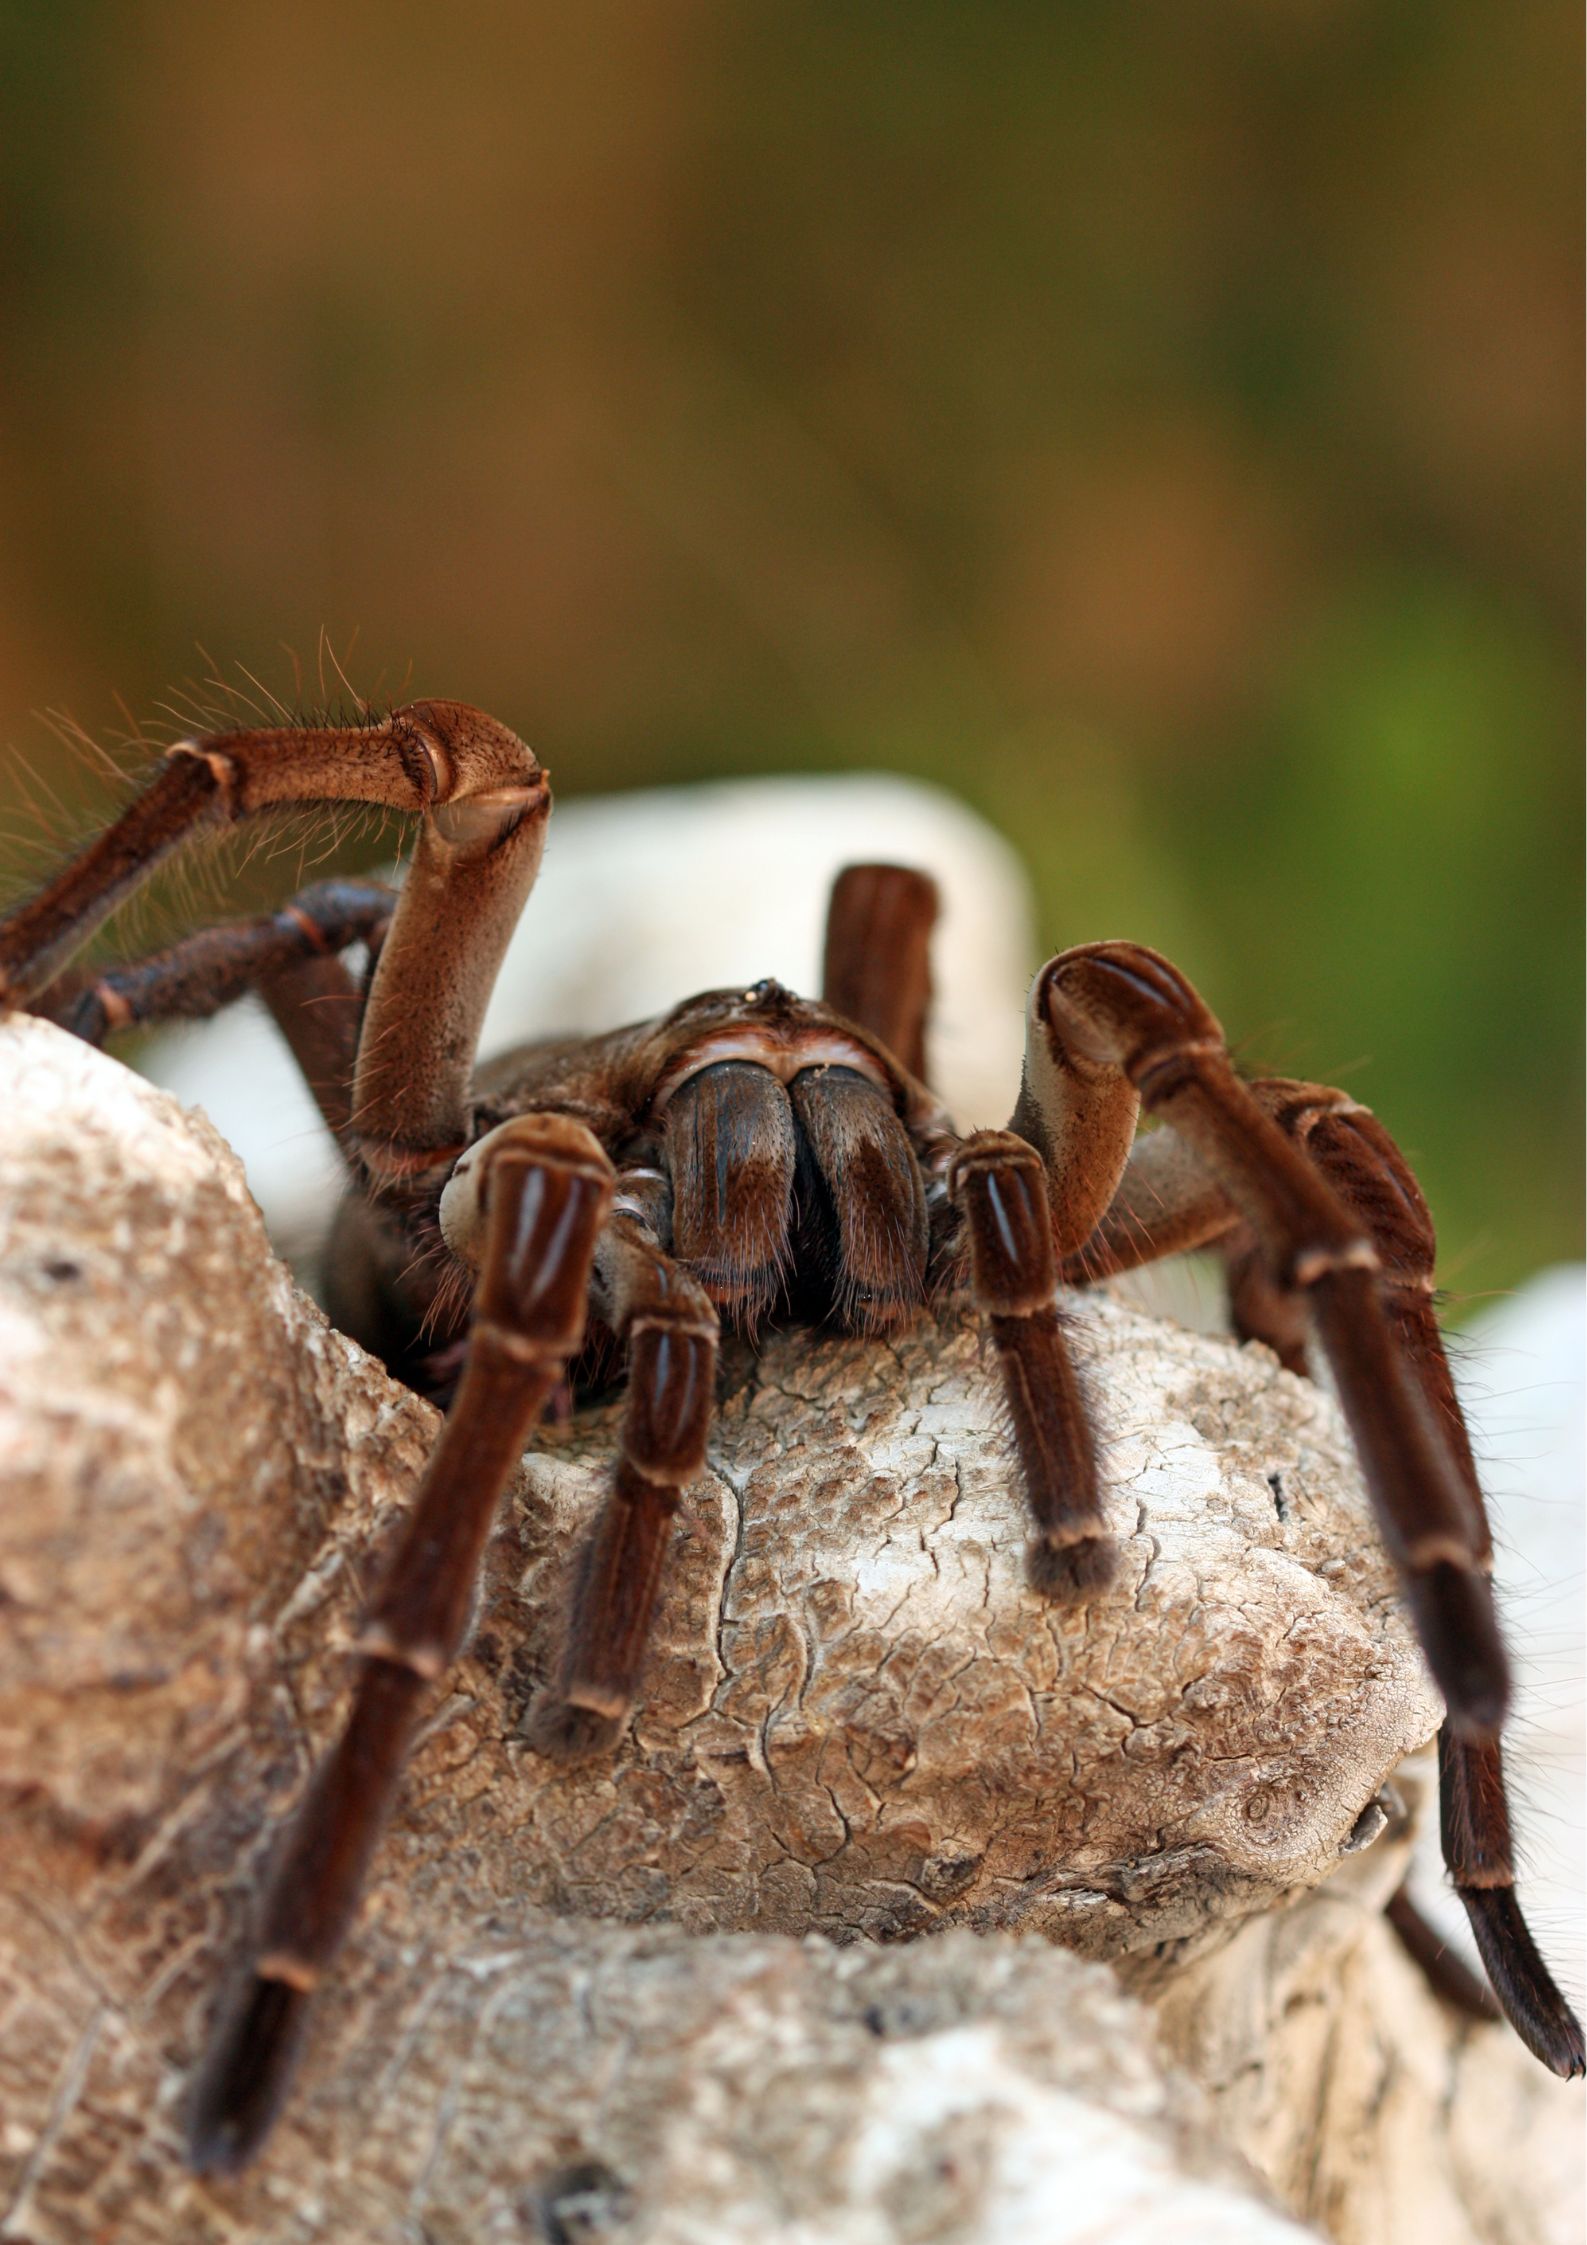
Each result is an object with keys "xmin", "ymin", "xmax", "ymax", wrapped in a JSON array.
[
  {"xmin": 0, "ymin": 701, "xmax": 549, "ymax": 1178},
  {"xmin": 187, "ymin": 1113, "xmax": 613, "ymax": 2172}
]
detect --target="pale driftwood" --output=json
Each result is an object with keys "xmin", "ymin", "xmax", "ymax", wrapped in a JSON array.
[{"xmin": 0, "ymin": 1017, "xmax": 1578, "ymax": 2245}]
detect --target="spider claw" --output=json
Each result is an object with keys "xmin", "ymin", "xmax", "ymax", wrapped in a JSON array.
[
  {"xmin": 1461, "ymin": 1889, "xmax": 1587, "ymax": 2081},
  {"xmin": 525, "ymin": 1695, "xmax": 625, "ymax": 1765},
  {"xmin": 186, "ymin": 1971, "xmax": 314, "ymax": 2174},
  {"xmin": 1027, "ymin": 1531, "xmax": 1118, "ymax": 1602}
]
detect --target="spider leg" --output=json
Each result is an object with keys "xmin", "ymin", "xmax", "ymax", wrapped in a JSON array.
[
  {"xmin": 543, "ymin": 1168, "xmax": 721, "ymax": 1755},
  {"xmin": 187, "ymin": 1113, "xmax": 613, "ymax": 2172},
  {"xmin": 1242, "ymin": 1080, "xmax": 1585, "ymax": 2079},
  {"xmin": 821, "ymin": 862, "xmax": 939, "ymax": 1081},
  {"xmin": 1055, "ymin": 1122, "xmax": 1242, "ymax": 1284},
  {"xmin": 25, "ymin": 876, "xmax": 393, "ymax": 1045},
  {"xmin": 28, "ymin": 876, "xmax": 395, "ymax": 1144},
  {"xmin": 948, "ymin": 1128, "xmax": 1114, "ymax": 1596},
  {"xmin": 1051, "ymin": 1068, "xmax": 1580, "ymax": 2069},
  {"xmin": 1010, "ymin": 956, "xmax": 1142, "ymax": 1260},
  {"xmin": 1220, "ymin": 1223, "xmax": 1312, "ymax": 1376},
  {"xmin": 1035, "ymin": 944, "xmax": 1507, "ymax": 1736},
  {"xmin": 933, "ymin": 956, "xmax": 1174, "ymax": 1599},
  {"xmin": 0, "ymin": 699, "xmax": 549, "ymax": 1176},
  {"xmin": 1384, "ymin": 1885, "xmax": 1505, "ymax": 2022}
]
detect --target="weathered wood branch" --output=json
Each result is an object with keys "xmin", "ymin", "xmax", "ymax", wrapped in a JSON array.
[{"xmin": 0, "ymin": 1017, "xmax": 1578, "ymax": 2245}]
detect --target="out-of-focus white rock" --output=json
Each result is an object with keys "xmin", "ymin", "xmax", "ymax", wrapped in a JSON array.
[{"xmin": 139, "ymin": 773, "xmax": 1034, "ymax": 1269}]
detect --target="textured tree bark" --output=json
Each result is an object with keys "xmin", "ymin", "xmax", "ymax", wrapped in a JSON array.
[{"xmin": 0, "ymin": 1016, "xmax": 1578, "ymax": 2245}]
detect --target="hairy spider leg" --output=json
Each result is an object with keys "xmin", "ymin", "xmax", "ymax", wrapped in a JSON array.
[
  {"xmin": 539, "ymin": 1166, "xmax": 722, "ymax": 1757},
  {"xmin": 825, "ymin": 872, "xmax": 1123, "ymax": 1597},
  {"xmin": 1057, "ymin": 1066, "xmax": 1584, "ymax": 2079},
  {"xmin": 946, "ymin": 1129, "xmax": 1116, "ymax": 1597},
  {"xmin": 187, "ymin": 1114, "xmax": 614, "ymax": 2173},
  {"xmin": 1056, "ymin": 1121, "xmax": 1241, "ymax": 1286},
  {"xmin": 1036, "ymin": 943, "xmax": 1508, "ymax": 1740},
  {"xmin": 0, "ymin": 700, "xmax": 550, "ymax": 1180},
  {"xmin": 821, "ymin": 861, "xmax": 939, "ymax": 1082},
  {"xmin": 1254, "ymin": 1083, "xmax": 1584, "ymax": 2081},
  {"xmin": 1384, "ymin": 1884, "xmax": 1504, "ymax": 2022},
  {"xmin": 24, "ymin": 874, "xmax": 393, "ymax": 1052}
]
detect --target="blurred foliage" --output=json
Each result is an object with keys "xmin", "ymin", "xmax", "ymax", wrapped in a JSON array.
[{"xmin": 0, "ymin": 0, "xmax": 1579, "ymax": 1300}]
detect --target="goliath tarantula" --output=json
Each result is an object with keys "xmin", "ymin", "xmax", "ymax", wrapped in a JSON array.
[{"xmin": 0, "ymin": 698, "xmax": 1578, "ymax": 2172}]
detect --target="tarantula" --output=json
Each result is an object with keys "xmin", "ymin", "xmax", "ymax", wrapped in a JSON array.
[{"xmin": 0, "ymin": 698, "xmax": 1578, "ymax": 2173}]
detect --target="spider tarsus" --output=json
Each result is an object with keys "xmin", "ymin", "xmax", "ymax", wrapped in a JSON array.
[
  {"xmin": 186, "ymin": 1971, "xmax": 314, "ymax": 2175},
  {"xmin": 1026, "ymin": 1531, "xmax": 1118, "ymax": 1601},
  {"xmin": 1384, "ymin": 1884, "xmax": 1503, "ymax": 2023},
  {"xmin": 1460, "ymin": 1888, "xmax": 1587, "ymax": 2080},
  {"xmin": 525, "ymin": 1695, "xmax": 626, "ymax": 1764}
]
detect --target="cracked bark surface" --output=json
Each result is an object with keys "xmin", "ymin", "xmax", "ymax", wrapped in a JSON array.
[{"xmin": 0, "ymin": 1014, "xmax": 1579, "ymax": 2245}]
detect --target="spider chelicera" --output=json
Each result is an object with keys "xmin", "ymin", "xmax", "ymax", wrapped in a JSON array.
[{"xmin": 0, "ymin": 696, "xmax": 1577, "ymax": 2171}]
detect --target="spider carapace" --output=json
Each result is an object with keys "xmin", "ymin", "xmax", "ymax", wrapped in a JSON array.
[{"xmin": 0, "ymin": 697, "xmax": 1577, "ymax": 2171}]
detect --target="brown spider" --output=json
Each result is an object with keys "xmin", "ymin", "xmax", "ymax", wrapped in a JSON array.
[{"xmin": 0, "ymin": 697, "xmax": 1578, "ymax": 2172}]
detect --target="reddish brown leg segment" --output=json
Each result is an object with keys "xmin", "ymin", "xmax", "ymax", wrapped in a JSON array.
[
  {"xmin": 259, "ymin": 951, "xmax": 373, "ymax": 1149},
  {"xmin": 1439, "ymin": 1727, "xmax": 1583, "ymax": 2075},
  {"xmin": 821, "ymin": 862, "xmax": 938, "ymax": 1082},
  {"xmin": 949, "ymin": 1129, "xmax": 1114, "ymax": 1597},
  {"xmin": 1384, "ymin": 1884, "xmax": 1504, "ymax": 2022},
  {"xmin": 1221, "ymin": 1224, "xmax": 1312, "ymax": 1376},
  {"xmin": 1249, "ymin": 1080, "xmax": 1584, "ymax": 2079},
  {"xmin": 1012, "ymin": 958, "xmax": 1142, "ymax": 1261},
  {"xmin": 1038, "ymin": 945, "xmax": 1506, "ymax": 1736},
  {"xmin": 546, "ymin": 1174, "xmax": 720, "ymax": 1752},
  {"xmin": 0, "ymin": 701, "xmax": 550, "ymax": 1180},
  {"xmin": 29, "ymin": 875, "xmax": 392, "ymax": 1081},
  {"xmin": 1057, "ymin": 1121, "xmax": 1241, "ymax": 1285},
  {"xmin": 187, "ymin": 1114, "xmax": 613, "ymax": 2172}
]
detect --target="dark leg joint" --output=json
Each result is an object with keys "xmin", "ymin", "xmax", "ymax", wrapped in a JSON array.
[
  {"xmin": 949, "ymin": 1133, "xmax": 1057, "ymax": 1315},
  {"xmin": 623, "ymin": 1314, "xmax": 717, "ymax": 1484}
]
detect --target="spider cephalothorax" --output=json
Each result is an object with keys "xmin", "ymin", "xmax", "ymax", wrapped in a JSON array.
[{"xmin": 0, "ymin": 696, "xmax": 1577, "ymax": 2173}]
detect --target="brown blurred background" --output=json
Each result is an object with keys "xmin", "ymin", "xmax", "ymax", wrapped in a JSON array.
[{"xmin": 0, "ymin": 2, "xmax": 1579, "ymax": 1301}]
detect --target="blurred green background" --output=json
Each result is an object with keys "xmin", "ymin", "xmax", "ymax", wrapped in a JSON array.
[{"xmin": 0, "ymin": 2, "xmax": 1579, "ymax": 1303}]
